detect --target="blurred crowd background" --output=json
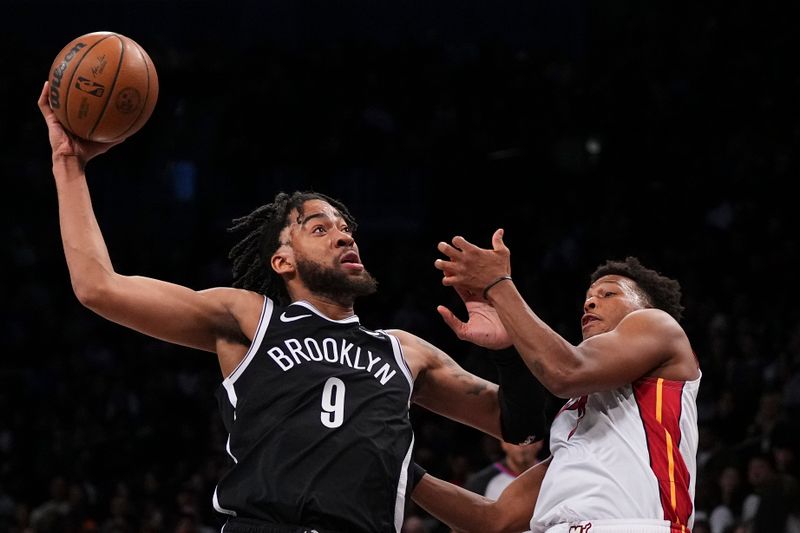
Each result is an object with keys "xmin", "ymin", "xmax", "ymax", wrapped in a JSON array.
[{"xmin": 2, "ymin": 1, "xmax": 799, "ymax": 532}]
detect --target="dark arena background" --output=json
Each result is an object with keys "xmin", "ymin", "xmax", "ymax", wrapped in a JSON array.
[{"xmin": 2, "ymin": 1, "xmax": 798, "ymax": 532}]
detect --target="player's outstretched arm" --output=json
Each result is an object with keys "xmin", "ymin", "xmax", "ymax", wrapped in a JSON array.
[
  {"xmin": 394, "ymin": 329, "xmax": 503, "ymax": 439},
  {"xmin": 435, "ymin": 229, "xmax": 692, "ymax": 398},
  {"xmin": 413, "ymin": 457, "xmax": 549, "ymax": 533},
  {"xmin": 396, "ymin": 328, "xmax": 547, "ymax": 444},
  {"xmin": 39, "ymin": 82, "xmax": 248, "ymax": 355}
]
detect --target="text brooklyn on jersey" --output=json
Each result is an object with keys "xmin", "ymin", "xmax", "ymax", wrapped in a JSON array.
[{"xmin": 214, "ymin": 298, "xmax": 416, "ymax": 533}]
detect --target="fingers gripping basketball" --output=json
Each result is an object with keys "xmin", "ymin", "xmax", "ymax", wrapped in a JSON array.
[{"xmin": 48, "ymin": 31, "xmax": 159, "ymax": 143}]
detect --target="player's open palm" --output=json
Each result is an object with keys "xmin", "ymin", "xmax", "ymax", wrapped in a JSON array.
[
  {"xmin": 437, "ymin": 285, "xmax": 512, "ymax": 350},
  {"xmin": 38, "ymin": 81, "xmax": 122, "ymax": 166}
]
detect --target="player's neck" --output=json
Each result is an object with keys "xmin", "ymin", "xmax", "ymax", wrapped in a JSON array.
[
  {"xmin": 292, "ymin": 291, "xmax": 356, "ymax": 321},
  {"xmin": 502, "ymin": 459, "xmax": 526, "ymax": 477}
]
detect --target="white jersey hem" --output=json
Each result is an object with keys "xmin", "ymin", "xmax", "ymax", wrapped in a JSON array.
[{"xmin": 542, "ymin": 518, "xmax": 684, "ymax": 533}]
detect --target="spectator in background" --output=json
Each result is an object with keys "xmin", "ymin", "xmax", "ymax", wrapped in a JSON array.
[
  {"xmin": 708, "ymin": 464, "xmax": 746, "ymax": 533},
  {"xmin": 772, "ymin": 434, "xmax": 799, "ymax": 479},
  {"xmin": 458, "ymin": 438, "xmax": 544, "ymax": 533},
  {"xmin": 401, "ymin": 515, "xmax": 428, "ymax": 533},
  {"xmin": 741, "ymin": 453, "xmax": 800, "ymax": 533},
  {"xmin": 744, "ymin": 390, "xmax": 790, "ymax": 456},
  {"xmin": 29, "ymin": 476, "xmax": 69, "ymax": 532},
  {"xmin": 0, "ymin": 484, "xmax": 17, "ymax": 532},
  {"xmin": 462, "ymin": 438, "xmax": 544, "ymax": 502}
]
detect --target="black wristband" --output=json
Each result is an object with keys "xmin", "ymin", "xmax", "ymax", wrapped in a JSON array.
[
  {"xmin": 482, "ymin": 275, "xmax": 512, "ymax": 300},
  {"xmin": 409, "ymin": 462, "xmax": 427, "ymax": 492},
  {"xmin": 492, "ymin": 348, "xmax": 548, "ymax": 444}
]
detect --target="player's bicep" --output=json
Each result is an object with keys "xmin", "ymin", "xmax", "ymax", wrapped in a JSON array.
[
  {"xmin": 82, "ymin": 274, "xmax": 241, "ymax": 352},
  {"xmin": 570, "ymin": 310, "xmax": 681, "ymax": 393}
]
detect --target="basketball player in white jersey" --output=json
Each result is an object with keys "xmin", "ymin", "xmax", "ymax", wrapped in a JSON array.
[{"xmin": 413, "ymin": 230, "xmax": 701, "ymax": 533}]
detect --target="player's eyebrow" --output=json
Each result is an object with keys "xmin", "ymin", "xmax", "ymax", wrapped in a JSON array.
[
  {"xmin": 585, "ymin": 279, "xmax": 623, "ymax": 297},
  {"xmin": 298, "ymin": 211, "xmax": 342, "ymax": 227}
]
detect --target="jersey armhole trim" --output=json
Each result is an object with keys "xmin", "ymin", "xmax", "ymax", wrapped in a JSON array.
[
  {"xmin": 384, "ymin": 331, "xmax": 414, "ymax": 394},
  {"xmin": 224, "ymin": 296, "xmax": 273, "ymax": 384}
]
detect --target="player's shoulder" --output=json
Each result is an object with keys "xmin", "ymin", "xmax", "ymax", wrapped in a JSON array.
[
  {"xmin": 384, "ymin": 328, "xmax": 413, "ymax": 342},
  {"xmin": 383, "ymin": 329, "xmax": 427, "ymax": 356},
  {"xmin": 620, "ymin": 308, "xmax": 686, "ymax": 337},
  {"xmin": 232, "ymin": 287, "xmax": 265, "ymax": 304},
  {"xmin": 199, "ymin": 285, "xmax": 261, "ymax": 300},
  {"xmin": 625, "ymin": 309, "xmax": 697, "ymax": 380},
  {"xmin": 199, "ymin": 287, "xmax": 266, "ymax": 317},
  {"xmin": 383, "ymin": 329, "xmax": 445, "ymax": 374}
]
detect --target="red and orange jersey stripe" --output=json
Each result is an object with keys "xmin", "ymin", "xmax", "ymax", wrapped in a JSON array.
[{"xmin": 634, "ymin": 377, "xmax": 693, "ymax": 530}]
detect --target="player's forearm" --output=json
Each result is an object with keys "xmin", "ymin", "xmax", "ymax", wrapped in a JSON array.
[
  {"xmin": 487, "ymin": 281, "xmax": 582, "ymax": 398},
  {"xmin": 412, "ymin": 474, "xmax": 501, "ymax": 533},
  {"xmin": 53, "ymin": 157, "xmax": 116, "ymax": 303},
  {"xmin": 415, "ymin": 382, "xmax": 503, "ymax": 441}
]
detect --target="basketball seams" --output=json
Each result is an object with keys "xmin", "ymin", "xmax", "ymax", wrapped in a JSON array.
[
  {"xmin": 115, "ymin": 40, "xmax": 153, "ymax": 141},
  {"xmin": 51, "ymin": 31, "xmax": 157, "ymax": 142},
  {"xmin": 87, "ymin": 34, "xmax": 126, "ymax": 141},
  {"xmin": 61, "ymin": 33, "xmax": 116, "ymax": 136}
]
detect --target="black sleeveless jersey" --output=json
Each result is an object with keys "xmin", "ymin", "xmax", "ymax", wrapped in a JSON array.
[{"xmin": 213, "ymin": 298, "xmax": 415, "ymax": 533}]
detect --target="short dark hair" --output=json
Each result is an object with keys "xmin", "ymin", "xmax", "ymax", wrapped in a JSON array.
[
  {"xmin": 227, "ymin": 191, "xmax": 356, "ymax": 305},
  {"xmin": 590, "ymin": 257, "xmax": 684, "ymax": 321}
]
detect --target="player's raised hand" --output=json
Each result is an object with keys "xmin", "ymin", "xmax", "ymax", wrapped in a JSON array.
[
  {"xmin": 437, "ymin": 284, "xmax": 512, "ymax": 350},
  {"xmin": 38, "ymin": 81, "xmax": 123, "ymax": 167},
  {"xmin": 434, "ymin": 229, "xmax": 511, "ymax": 295}
]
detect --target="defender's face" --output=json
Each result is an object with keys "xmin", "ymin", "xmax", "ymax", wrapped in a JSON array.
[
  {"xmin": 501, "ymin": 440, "xmax": 542, "ymax": 472},
  {"xmin": 580, "ymin": 275, "xmax": 648, "ymax": 340}
]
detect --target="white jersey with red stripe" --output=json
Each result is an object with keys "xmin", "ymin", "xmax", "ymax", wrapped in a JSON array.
[{"xmin": 531, "ymin": 373, "xmax": 701, "ymax": 533}]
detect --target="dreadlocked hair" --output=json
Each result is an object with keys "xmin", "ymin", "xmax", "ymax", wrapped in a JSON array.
[
  {"xmin": 227, "ymin": 191, "xmax": 357, "ymax": 305},
  {"xmin": 590, "ymin": 256, "xmax": 685, "ymax": 322}
]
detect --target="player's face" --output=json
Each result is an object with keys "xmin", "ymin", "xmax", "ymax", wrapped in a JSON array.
[
  {"xmin": 501, "ymin": 440, "xmax": 542, "ymax": 472},
  {"xmin": 580, "ymin": 275, "xmax": 648, "ymax": 340},
  {"xmin": 287, "ymin": 200, "xmax": 377, "ymax": 299}
]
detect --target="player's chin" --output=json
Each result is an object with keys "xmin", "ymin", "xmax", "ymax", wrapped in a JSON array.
[
  {"xmin": 344, "ymin": 269, "xmax": 379, "ymax": 297},
  {"xmin": 580, "ymin": 323, "xmax": 603, "ymax": 340}
]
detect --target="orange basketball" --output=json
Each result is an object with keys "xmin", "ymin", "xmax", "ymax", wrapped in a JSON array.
[{"xmin": 47, "ymin": 31, "xmax": 159, "ymax": 143}]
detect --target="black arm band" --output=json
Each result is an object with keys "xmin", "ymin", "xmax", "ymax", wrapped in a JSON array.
[
  {"xmin": 409, "ymin": 462, "xmax": 427, "ymax": 492},
  {"xmin": 492, "ymin": 347, "xmax": 549, "ymax": 444}
]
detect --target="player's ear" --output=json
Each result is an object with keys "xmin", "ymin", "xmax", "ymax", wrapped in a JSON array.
[{"xmin": 271, "ymin": 246, "xmax": 294, "ymax": 274}]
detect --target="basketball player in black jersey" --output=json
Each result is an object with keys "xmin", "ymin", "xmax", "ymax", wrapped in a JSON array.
[{"xmin": 39, "ymin": 83, "xmax": 546, "ymax": 533}]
